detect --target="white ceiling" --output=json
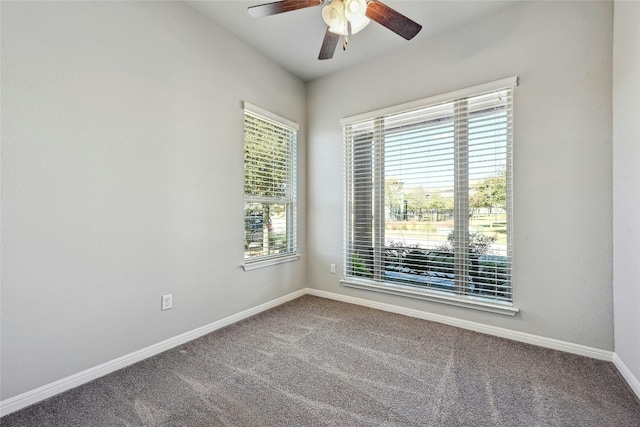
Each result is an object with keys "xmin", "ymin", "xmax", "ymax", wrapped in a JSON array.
[{"xmin": 184, "ymin": 1, "xmax": 521, "ymax": 82}]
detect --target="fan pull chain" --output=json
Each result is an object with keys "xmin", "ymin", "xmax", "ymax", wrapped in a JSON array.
[{"xmin": 343, "ymin": 36, "xmax": 349, "ymax": 51}]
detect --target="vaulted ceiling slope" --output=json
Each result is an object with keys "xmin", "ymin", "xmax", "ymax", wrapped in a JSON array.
[{"xmin": 184, "ymin": 1, "xmax": 521, "ymax": 82}]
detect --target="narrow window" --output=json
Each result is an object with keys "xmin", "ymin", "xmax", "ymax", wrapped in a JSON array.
[
  {"xmin": 343, "ymin": 78, "xmax": 516, "ymax": 310},
  {"xmin": 243, "ymin": 102, "xmax": 298, "ymax": 269}
]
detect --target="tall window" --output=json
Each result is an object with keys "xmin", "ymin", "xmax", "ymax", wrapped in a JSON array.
[
  {"xmin": 243, "ymin": 102, "xmax": 298, "ymax": 268},
  {"xmin": 343, "ymin": 78, "xmax": 516, "ymax": 309}
]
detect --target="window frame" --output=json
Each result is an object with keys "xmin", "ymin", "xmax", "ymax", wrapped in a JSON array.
[
  {"xmin": 340, "ymin": 78, "xmax": 518, "ymax": 315},
  {"xmin": 242, "ymin": 102, "xmax": 299, "ymax": 270}
]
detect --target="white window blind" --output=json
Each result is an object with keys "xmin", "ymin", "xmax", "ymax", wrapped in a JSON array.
[
  {"xmin": 243, "ymin": 102, "xmax": 298, "ymax": 267},
  {"xmin": 343, "ymin": 78, "xmax": 516, "ymax": 307}
]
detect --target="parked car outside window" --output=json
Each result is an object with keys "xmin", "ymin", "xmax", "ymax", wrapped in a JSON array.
[{"xmin": 245, "ymin": 213, "xmax": 272, "ymax": 247}]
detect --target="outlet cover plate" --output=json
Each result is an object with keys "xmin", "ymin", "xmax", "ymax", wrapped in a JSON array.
[{"xmin": 161, "ymin": 294, "xmax": 173, "ymax": 311}]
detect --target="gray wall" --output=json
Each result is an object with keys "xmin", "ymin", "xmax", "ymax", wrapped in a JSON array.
[
  {"xmin": 2, "ymin": 0, "xmax": 629, "ymax": 406},
  {"xmin": 1, "ymin": 1, "xmax": 307, "ymax": 400},
  {"xmin": 613, "ymin": 1, "xmax": 640, "ymax": 386},
  {"xmin": 307, "ymin": 1, "xmax": 614, "ymax": 350}
]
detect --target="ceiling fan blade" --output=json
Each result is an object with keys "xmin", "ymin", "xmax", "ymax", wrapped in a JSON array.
[
  {"xmin": 365, "ymin": 0, "xmax": 422, "ymax": 40},
  {"xmin": 318, "ymin": 27, "xmax": 340, "ymax": 60},
  {"xmin": 248, "ymin": 0, "xmax": 322, "ymax": 18}
]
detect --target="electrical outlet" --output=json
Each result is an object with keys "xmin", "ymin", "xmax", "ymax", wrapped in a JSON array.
[
  {"xmin": 330, "ymin": 263, "xmax": 336, "ymax": 274},
  {"xmin": 161, "ymin": 294, "xmax": 173, "ymax": 311}
]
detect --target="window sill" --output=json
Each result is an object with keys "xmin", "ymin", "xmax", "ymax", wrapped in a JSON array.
[
  {"xmin": 242, "ymin": 254, "xmax": 301, "ymax": 271},
  {"xmin": 340, "ymin": 277, "xmax": 519, "ymax": 316}
]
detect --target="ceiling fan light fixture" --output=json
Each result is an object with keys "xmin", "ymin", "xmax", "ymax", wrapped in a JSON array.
[
  {"xmin": 344, "ymin": 0, "xmax": 369, "ymax": 34},
  {"xmin": 323, "ymin": 0, "xmax": 349, "ymax": 36},
  {"xmin": 322, "ymin": 1, "xmax": 344, "ymax": 26},
  {"xmin": 323, "ymin": 0, "xmax": 369, "ymax": 36},
  {"xmin": 248, "ymin": 0, "xmax": 422, "ymax": 61},
  {"xmin": 344, "ymin": 0, "xmax": 368, "ymax": 21}
]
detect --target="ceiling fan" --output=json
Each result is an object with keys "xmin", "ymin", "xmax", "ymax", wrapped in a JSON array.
[{"xmin": 248, "ymin": 0, "xmax": 422, "ymax": 60}]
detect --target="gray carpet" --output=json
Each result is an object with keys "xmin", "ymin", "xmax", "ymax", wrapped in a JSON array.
[{"xmin": 2, "ymin": 295, "xmax": 639, "ymax": 426}]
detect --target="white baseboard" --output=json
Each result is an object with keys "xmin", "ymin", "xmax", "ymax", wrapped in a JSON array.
[
  {"xmin": 613, "ymin": 353, "xmax": 640, "ymax": 400},
  {"xmin": 0, "ymin": 287, "xmax": 624, "ymax": 417},
  {"xmin": 306, "ymin": 288, "xmax": 614, "ymax": 362},
  {"xmin": 0, "ymin": 288, "xmax": 307, "ymax": 417}
]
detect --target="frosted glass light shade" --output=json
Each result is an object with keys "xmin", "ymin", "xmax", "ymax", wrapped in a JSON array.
[
  {"xmin": 322, "ymin": 0, "xmax": 345, "ymax": 28},
  {"xmin": 323, "ymin": 0, "xmax": 368, "ymax": 36},
  {"xmin": 344, "ymin": 0, "xmax": 367, "ymax": 21}
]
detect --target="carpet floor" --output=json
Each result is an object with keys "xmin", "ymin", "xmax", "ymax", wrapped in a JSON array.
[{"xmin": 2, "ymin": 295, "xmax": 639, "ymax": 426}]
